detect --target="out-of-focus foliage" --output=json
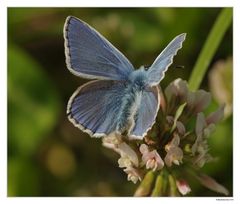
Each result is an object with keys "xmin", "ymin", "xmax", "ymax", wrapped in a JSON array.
[
  {"xmin": 8, "ymin": 45, "xmax": 61, "ymax": 196},
  {"xmin": 8, "ymin": 8, "xmax": 232, "ymax": 196},
  {"xmin": 8, "ymin": 45, "xmax": 61, "ymax": 155},
  {"xmin": 209, "ymin": 57, "xmax": 233, "ymax": 117}
]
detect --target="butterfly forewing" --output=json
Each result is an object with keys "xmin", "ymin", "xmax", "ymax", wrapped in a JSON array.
[
  {"xmin": 146, "ymin": 33, "xmax": 186, "ymax": 86},
  {"xmin": 64, "ymin": 16, "xmax": 134, "ymax": 80}
]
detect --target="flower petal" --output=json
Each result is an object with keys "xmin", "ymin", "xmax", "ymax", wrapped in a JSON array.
[
  {"xmin": 176, "ymin": 179, "xmax": 191, "ymax": 195},
  {"xmin": 193, "ymin": 90, "xmax": 211, "ymax": 113},
  {"xmin": 203, "ymin": 124, "xmax": 216, "ymax": 138},
  {"xmin": 170, "ymin": 134, "xmax": 180, "ymax": 146},
  {"xmin": 206, "ymin": 105, "xmax": 225, "ymax": 125},
  {"xmin": 102, "ymin": 133, "xmax": 122, "ymax": 152},
  {"xmin": 165, "ymin": 78, "xmax": 189, "ymax": 103},
  {"xmin": 196, "ymin": 174, "xmax": 229, "ymax": 195},
  {"xmin": 118, "ymin": 142, "xmax": 139, "ymax": 167},
  {"xmin": 124, "ymin": 166, "xmax": 142, "ymax": 184},
  {"xmin": 146, "ymin": 151, "xmax": 164, "ymax": 171},
  {"xmin": 164, "ymin": 146, "xmax": 183, "ymax": 167},
  {"xmin": 195, "ymin": 112, "xmax": 207, "ymax": 137},
  {"xmin": 118, "ymin": 156, "xmax": 132, "ymax": 168},
  {"xmin": 140, "ymin": 144, "xmax": 164, "ymax": 171},
  {"xmin": 139, "ymin": 144, "xmax": 149, "ymax": 155},
  {"xmin": 176, "ymin": 121, "xmax": 186, "ymax": 136}
]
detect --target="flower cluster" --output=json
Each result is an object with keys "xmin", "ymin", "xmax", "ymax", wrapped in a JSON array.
[
  {"xmin": 102, "ymin": 78, "xmax": 228, "ymax": 196},
  {"xmin": 102, "ymin": 133, "xmax": 142, "ymax": 184}
]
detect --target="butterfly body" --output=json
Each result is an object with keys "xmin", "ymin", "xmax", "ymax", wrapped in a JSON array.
[
  {"xmin": 64, "ymin": 16, "xmax": 186, "ymax": 139},
  {"xmin": 115, "ymin": 77, "xmax": 145, "ymax": 135},
  {"xmin": 128, "ymin": 66, "xmax": 148, "ymax": 89},
  {"xmin": 116, "ymin": 67, "xmax": 154, "ymax": 135}
]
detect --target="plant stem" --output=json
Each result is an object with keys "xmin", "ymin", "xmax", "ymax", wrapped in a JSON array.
[
  {"xmin": 168, "ymin": 174, "xmax": 179, "ymax": 196},
  {"xmin": 151, "ymin": 172, "xmax": 164, "ymax": 196},
  {"xmin": 188, "ymin": 8, "xmax": 232, "ymax": 91},
  {"xmin": 151, "ymin": 169, "xmax": 169, "ymax": 196},
  {"xmin": 134, "ymin": 171, "xmax": 155, "ymax": 196}
]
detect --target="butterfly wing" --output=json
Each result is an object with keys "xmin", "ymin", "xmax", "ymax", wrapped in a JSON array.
[
  {"xmin": 67, "ymin": 80, "xmax": 128, "ymax": 137},
  {"xmin": 64, "ymin": 16, "xmax": 134, "ymax": 80},
  {"xmin": 146, "ymin": 33, "xmax": 186, "ymax": 86},
  {"xmin": 130, "ymin": 86, "xmax": 160, "ymax": 139}
]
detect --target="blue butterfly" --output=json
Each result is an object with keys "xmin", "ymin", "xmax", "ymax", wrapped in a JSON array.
[{"xmin": 64, "ymin": 16, "xmax": 186, "ymax": 139}]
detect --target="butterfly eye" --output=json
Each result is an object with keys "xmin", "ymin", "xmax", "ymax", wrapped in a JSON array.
[{"xmin": 143, "ymin": 65, "xmax": 150, "ymax": 71}]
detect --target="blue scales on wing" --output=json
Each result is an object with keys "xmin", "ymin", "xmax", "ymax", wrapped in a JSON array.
[
  {"xmin": 146, "ymin": 33, "xmax": 186, "ymax": 86},
  {"xmin": 67, "ymin": 80, "xmax": 128, "ymax": 137},
  {"xmin": 130, "ymin": 86, "xmax": 160, "ymax": 138},
  {"xmin": 64, "ymin": 16, "xmax": 134, "ymax": 81}
]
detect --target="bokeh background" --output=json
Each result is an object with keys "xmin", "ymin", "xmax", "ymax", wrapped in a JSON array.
[{"xmin": 8, "ymin": 8, "xmax": 232, "ymax": 196}]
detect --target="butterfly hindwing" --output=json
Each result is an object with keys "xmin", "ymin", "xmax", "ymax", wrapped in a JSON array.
[
  {"xmin": 64, "ymin": 16, "xmax": 134, "ymax": 80},
  {"xmin": 67, "ymin": 80, "xmax": 128, "ymax": 137},
  {"xmin": 130, "ymin": 86, "xmax": 160, "ymax": 139}
]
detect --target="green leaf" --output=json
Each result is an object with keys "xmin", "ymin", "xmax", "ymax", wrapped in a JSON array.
[
  {"xmin": 188, "ymin": 8, "xmax": 232, "ymax": 90},
  {"xmin": 170, "ymin": 103, "xmax": 186, "ymax": 133}
]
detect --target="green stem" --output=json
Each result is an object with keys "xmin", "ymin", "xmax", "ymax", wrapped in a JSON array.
[
  {"xmin": 151, "ymin": 172, "xmax": 164, "ymax": 196},
  {"xmin": 134, "ymin": 171, "xmax": 155, "ymax": 196},
  {"xmin": 151, "ymin": 169, "xmax": 169, "ymax": 196},
  {"xmin": 188, "ymin": 8, "xmax": 232, "ymax": 91},
  {"xmin": 168, "ymin": 174, "xmax": 179, "ymax": 196}
]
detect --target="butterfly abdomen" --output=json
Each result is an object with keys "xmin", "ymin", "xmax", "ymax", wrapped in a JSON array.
[{"xmin": 116, "ymin": 83, "xmax": 143, "ymax": 136}]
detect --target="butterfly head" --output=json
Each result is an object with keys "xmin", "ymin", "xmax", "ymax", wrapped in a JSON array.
[{"xmin": 128, "ymin": 66, "xmax": 148, "ymax": 91}]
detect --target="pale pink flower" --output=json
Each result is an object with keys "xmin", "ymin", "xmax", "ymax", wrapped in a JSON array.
[
  {"xmin": 166, "ymin": 115, "xmax": 186, "ymax": 136},
  {"xmin": 102, "ymin": 134, "xmax": 140, "ymax": 183},
  {"xmin": 191, "ymin": 110, "xmax": 223, "ymax": 167},
  {"xmin": 103, "ymin": 134, "xmax": 139, "ymax": 168},
  {"xmin": 206, "ymin": 105, "xmax": 225, "ymax": 124},
  {"xmin": 118, "ymin": 142, "xmax": 139, "ymax": 167},
  {"xmin": 139, "ymin": 144, "xmax": 164, "ymax": 171},
  {"xmin": 102, "ymin": 133, "xmax": 122, "ymax": 153},
  {"xmin": 196, "ymin": 174, "xmax": 229, "ymax": 195},
  {"xmin": 176, "ymin": 179, "xmax": 191, "ymax": 195},
  {"xmin": 187, "ymin": 90, "xmax": 211, "ymax": 114},
  {"xmin": 124, "ymin": 166, "xmax": 142, "ymax": 184},
  {"xmin": 164, "ymin": 134, "xmax": 183, "ymax": 167}
]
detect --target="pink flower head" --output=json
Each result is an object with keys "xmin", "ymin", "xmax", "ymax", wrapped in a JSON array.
[{"xmin": 139, "ymin": 144, "xmax": 164, "ymax": 171}]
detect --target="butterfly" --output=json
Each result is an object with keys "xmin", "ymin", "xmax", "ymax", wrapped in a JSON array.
[{"xmin": 64, "ymin": 16, "xmax": 186, "ymax": 140}]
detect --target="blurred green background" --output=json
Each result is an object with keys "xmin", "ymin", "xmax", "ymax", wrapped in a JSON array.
[{"xmin": 7, "ymin": 8, "xmax": 232, "ymax": 196}]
